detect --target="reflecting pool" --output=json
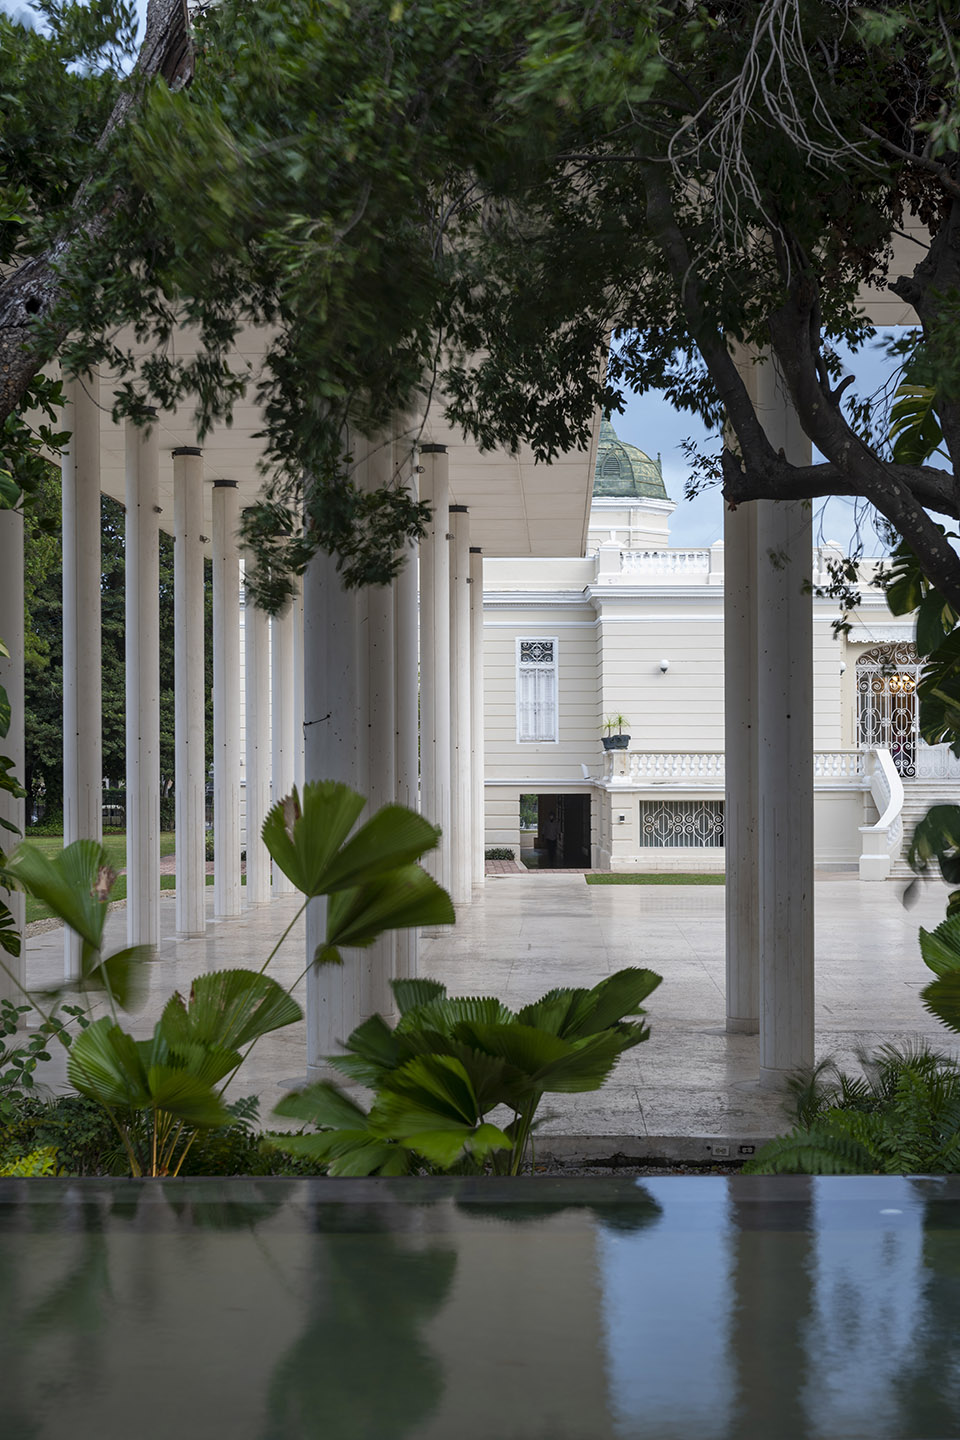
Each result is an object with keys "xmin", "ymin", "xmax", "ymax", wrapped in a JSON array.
[{"xmin": 1, "ymin": 1175, "xmax": 958, "ymax": 1439}]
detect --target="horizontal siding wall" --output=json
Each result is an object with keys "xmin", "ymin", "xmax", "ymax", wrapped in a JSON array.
[
  {"xmin": 597, "ymin": 611, "xmax": 725, "ymax": 752},
  {"xmin": 483, "ymin": 579, "xmax": 876, "ymax": 821},
  {"xmin": 484, "ymin": 607, "xmax": 598, "ymax": 783}
]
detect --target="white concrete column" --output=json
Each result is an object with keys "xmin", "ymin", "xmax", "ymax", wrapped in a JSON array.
[
  {"xmin": 304, "ymin": 533, "xmax": 363, "ymax": 1073},
  {"xmin": 419, "ymin": 445, "xmax": 451, "ymax": 895},
  {"xmin": 724, "ymin": 500, "xmax": 759, "ymax": 1033},
  {"xmin": 754, "ymin": 362, "xmax": 815, "ymax": 1087},
  {"xmin": 356, "ymin": 432, "xmax": 398, "ymax": 1017},
  {"xmin": 125, "ymin": 418, "xmax": 160, "ymax": 949},
  {"xmin": 271, "ymin": 599, "xmax": 296, "ymax": 896},
  {"xmin": 173, "ymin": 448, "xmax": 207, "ymax": 936},
  {"xmin": 242, "ymin": 552, "xmax": 271, "ymax": 906},
  {"xmin": 61, "ymin": 371, "xmax": 102, "ymax": 978},
  {"xmin": 0, "ymin": 507, "xmax": 25, "ymax": 1001},
  {"xmin": 449, "ymin": 505, "xmax": 472, "ymax": 907},
  {"xmin": 361, "ymin": 576, "xmax": 396, "ymax": 1016},
  {"xmin": 394, "ymin": 445, "xmax": 420, "ymax": 980},
  {"xmin": 292, "ymin": 578, "xmax": 305, "ymax": 794},
  {"xmin": 470, "ymin": 546, "xmax": 485, "ymax": 888},
  {"xmin": 212, "ymin": 480, "xmax": 242, "ymax": 918}
]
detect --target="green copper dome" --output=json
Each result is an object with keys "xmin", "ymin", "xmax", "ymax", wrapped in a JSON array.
[{"xmin": 593, "ymin": 417, "xmax": 668, "ymax": 500}]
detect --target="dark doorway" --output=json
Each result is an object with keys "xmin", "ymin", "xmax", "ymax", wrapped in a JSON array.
[{"xmin": 536, "ymin": 794, "xmax": 591, "ymax": 868}]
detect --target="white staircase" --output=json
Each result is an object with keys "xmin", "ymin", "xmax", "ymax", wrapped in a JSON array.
[{"xmin": 890, "ymin": 780, "xmax": 960, "ymax": 877}]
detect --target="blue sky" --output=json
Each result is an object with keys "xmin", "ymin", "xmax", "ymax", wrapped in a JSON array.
[{"xmin": 616, "ymin": 331, "xmax": 907, "ymax": 553}]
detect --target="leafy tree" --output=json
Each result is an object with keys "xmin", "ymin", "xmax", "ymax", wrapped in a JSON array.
[
  {"xmin": 7, "ymin": 1, "xmax": 960, "ymax": 617},
  {"xmin": 0, "ymin": 0, "xmax": 187, "ymax": 472},
  {"xmin": 35, "ymin": 0, "xmax": 960, "ymax": 616}
]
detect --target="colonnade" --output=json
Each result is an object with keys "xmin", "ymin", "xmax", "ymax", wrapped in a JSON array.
[
  {"xmin": 58, "ymin": 379, "xmax": 304, "ymax": 950},
  {"xmin": 2, "ymin": 385, "xmax": 486, "ymax": 1064},
  {"xmin": 0, "ymin": 361, "xmax": 819, "ymax": 1091},
  {"xmin": 304, "ymin": 434, "xmax": 483, "ymax": 1074}
]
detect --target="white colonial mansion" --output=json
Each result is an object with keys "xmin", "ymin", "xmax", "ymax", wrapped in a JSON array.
[{"xmin": 481, "ymin": 417, "xmax": 947, "ymax": 879}]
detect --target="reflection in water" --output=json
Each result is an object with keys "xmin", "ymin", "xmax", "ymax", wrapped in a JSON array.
[
  {"xmin": 598, "ymin": 1178, "xmax": 951, "ymax": 1440},
  {"xmin": 889, "ymin": 1180, "xmax": 960, "ymax": 1437},
  {"xmin": 727, "ymin": 1178, "xmax": 815, "ymax": 1440},
  {"xmin": 600, "ymin": 1177, "xmax": 734, "ymax": 1440},
  {"xmin": 10, "ymin": 1177, "xmax": 960, "ymax": 1440},
  {"xmin": 804, "ymin": 1178, "xmax": 926, "ymax": 1439},
  {"xmin": 261, "ymin": 1203, "xmax": 457, "ymax": 1440},
  {"xmin": 0, "ymin": 1188, "xmax": 113, "ymax": 1440}
]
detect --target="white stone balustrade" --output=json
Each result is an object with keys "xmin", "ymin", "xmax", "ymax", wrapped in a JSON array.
[
  {"xmin": 813, "ymin": 751, "xmax": 865, "ymax": 781},
  {"xmin": 915, "ymin": 742, "xmax": 960, "ymax": 780},
  {"xmin": 620, "ymin": 548, "xmax": 712, "ymax": 578},
  {"xmin": 619, "ymin": 544, "xmax": 859, "ymax": 591},
  {"xmin": 601, "ymin": 749, "xmax": 865, "ymax": 787}
]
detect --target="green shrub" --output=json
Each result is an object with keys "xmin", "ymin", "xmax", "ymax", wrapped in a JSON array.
[
  {"xmin": 24, "ymin": 814, "xmax": 64, "ymax": 837},
  {"xmin": 0, "ymin": 1146, "xmax": 60, "ymax": 1177},
  {"xmin": 484, "ymin": 848, "xmax": 515, "ymax": 861},
  {"xmin": 0, "ymin": 1094, "xmax": 124, "ymax": 1175}
]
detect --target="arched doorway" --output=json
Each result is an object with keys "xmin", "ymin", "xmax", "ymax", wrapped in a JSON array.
[{"xmin": 856, "ymin": 642, "xmax": 922, "ymax": 776}]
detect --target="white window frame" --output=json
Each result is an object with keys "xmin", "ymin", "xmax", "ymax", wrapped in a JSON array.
[{"xmin": 516, "ymin": 636, "xmax": 559, "ymax": 744}]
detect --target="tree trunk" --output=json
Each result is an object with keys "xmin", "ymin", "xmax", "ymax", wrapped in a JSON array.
[{"xmin": 0, "ymin": 0, "xmax": 190, "ymax": 428}]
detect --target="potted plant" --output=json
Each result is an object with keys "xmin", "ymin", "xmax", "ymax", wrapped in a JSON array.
[{"xmin": 602, "ymin": 713, "xmax": 631, "ymax": 750}]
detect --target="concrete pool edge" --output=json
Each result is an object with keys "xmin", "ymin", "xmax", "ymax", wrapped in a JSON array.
[{"xmin": 531, "ymin": 1133, "xmax": 775, "ymax": 1166}]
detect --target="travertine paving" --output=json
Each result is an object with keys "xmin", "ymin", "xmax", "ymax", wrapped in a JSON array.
[{"xmin": 23, "ymin": 871, "xmax": 959, "ymax": 1145}]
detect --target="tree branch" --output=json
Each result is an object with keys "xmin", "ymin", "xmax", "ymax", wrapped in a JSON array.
[
  {"xmin": 761, "ymin": 269, "xmax": 960, "ymax": 609},
  {"xmin": 638, "ymin": 158, "xmax": 780, "ymax": 470},
  {"xmin": 722, "ymin": 450, "xmax": 959, "ymax": 517},
  {"xmin": 891, "ymin": 191, "xmax": 960, "ymax": 502},
  {"xmin": 860, "ymin": 124, "xmax": 960, "ymax": 201}
]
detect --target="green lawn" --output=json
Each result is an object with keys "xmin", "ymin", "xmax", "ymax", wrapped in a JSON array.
[
  {"xmin": 22, "ymin": 833, "xmax": 177, "ymax": 864},
  {"xmin": 20, "ymin": 834, "xmax": 178, "ymax": 924},
  {"xmin": 25, "ymin": 869, "xmax": 240, "ymax": 926},
  {"xmin": 585, "ymin": 872, "xmax": 725, "ymax": 885}
]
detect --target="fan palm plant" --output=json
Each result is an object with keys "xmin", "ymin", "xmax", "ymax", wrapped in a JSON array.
[
  {"xmin": 1, "ymin": 782, "xmax": 454, "ymax": 1175},
  {"xmin": 273, "ymin": 966, "xmax": 662, "ymax": 1175}
]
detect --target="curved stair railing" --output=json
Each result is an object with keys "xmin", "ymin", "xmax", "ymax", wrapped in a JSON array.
[{"xmin": 859, "ymin": 747, "xmax": 904, "ymax": 881}]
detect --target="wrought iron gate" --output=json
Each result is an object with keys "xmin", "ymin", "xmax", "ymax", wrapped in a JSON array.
[{"xmin": 856, "ymin": 643, "xmax": 922, "ymax": 776}]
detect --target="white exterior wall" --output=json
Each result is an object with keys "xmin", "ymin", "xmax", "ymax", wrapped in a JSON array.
[
  {"xmin": 483, "ymin": 602, "xmax": 598, "ymax": 786},
  {"xmin": 482, "ymin": 499, "xmax": 897, "ymax": 873},
  {"xmin": 596, "ymin": 596, "xmax": 725, "ymax": 754}
]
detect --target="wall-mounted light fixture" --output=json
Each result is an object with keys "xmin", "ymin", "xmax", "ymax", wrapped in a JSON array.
[
  {"xmin": 659, "ymin": 659, "xmax": 670, "ymax": 673},
  {"xmin": 839, "ymin": 661, "xmax": 847, "ymax": 675}
]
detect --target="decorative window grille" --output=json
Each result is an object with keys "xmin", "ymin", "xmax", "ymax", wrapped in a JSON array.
[
  {"xmin": 602, "ymin": 453, "xmax": 622, "ymax": 477},
  {"xmin": 517, "ymin": 638, "xmax": 558, "ymax": 743},
  {"xmin": 856, "ymin": 642, "xmax": 922, "ymax": 777},
  {"xmin": 638, "ymin": 800, "xmax": 725, "ymax": 848}
]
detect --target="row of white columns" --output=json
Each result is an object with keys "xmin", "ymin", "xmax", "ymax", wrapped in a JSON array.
[
  {"xmin": 55, "ymin": 377, "xmax": 306, "ymax": 963},
  {"xmin": 304, "ymin": 434, "xmax": 485, "ymax": 1075},
  {"xmin": 3, "ymin": 368, "xmax": 815, "ymax": 1094}
]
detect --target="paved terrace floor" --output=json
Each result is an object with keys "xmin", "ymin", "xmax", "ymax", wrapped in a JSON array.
[{"xmin": 23, "ymin": 871, "xmax": 959, "ymax": 1153}]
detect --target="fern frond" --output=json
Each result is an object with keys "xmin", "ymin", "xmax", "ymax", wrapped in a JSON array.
[{"xmin": 743, "ymin": 1123, "xmax": 880, "ymax": 1175}]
